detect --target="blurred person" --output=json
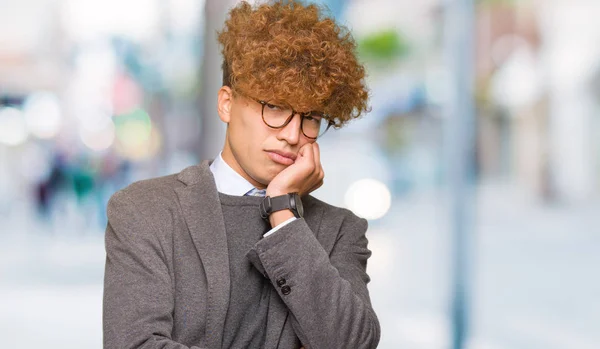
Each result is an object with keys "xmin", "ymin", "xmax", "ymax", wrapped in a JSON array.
[
  {"xmin": 34, "ymin": 154, "xmax": 69, "ymax": 218},
  {"xmin": 103, "ymin": 1, "xmax": 380, "ymax": 348}
]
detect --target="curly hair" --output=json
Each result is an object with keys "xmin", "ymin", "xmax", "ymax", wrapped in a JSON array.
[{"xmin": 217, "ymin": 0, "xmax": 369, "ymax": 128}]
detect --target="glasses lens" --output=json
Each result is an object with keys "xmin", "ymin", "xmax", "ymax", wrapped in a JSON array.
[
  {"xmin": 262, "ymin": 103, "xmax": 292, "ymax": 127},
  {"xmin": 318, "ymin": 117, "xmax": 331, "ymax": 137},
  {"xmin": 302, "ymin": 114, "xmax": 331, "ymax": 139}
]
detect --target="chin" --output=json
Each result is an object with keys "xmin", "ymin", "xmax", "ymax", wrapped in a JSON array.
[{"xmin": 263, "ymin": 169, "xmax": 280, "ymax": 182}]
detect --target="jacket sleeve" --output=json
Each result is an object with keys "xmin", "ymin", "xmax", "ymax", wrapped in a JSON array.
[
  {"xmin": 246, "ymin": 213, "xmax": 381, "ymax": 349},
  {"xmin": 103, "ymin": 190, "xmax": 208, "ymax": 349}
]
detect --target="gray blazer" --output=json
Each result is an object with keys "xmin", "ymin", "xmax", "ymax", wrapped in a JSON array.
[{"xmin": 103, "ymin": 160, "xmax": 380, "ymax": 349}]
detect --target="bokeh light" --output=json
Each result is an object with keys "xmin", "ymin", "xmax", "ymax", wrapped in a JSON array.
[
  {"xmin": 80, "ymin": 118, "xmax": 116, "ymax": 151},
  {"xmin": 115, "ymin": 126, "xmax": 162, "ymax": 161},
  {"xmin": 61, "ymin": 0, "xmax": 160, "ymax": 42},
  {"xmin": 344, "ymin": 178, "xmax": 392, "ymax": 220},
  {"xmin": 0, "ymin": 107, "xmax": 29, "ymax": 146},
  {"xmin": 23, "ymin": 92, "xmax": 63, "ymax": 139},
  {"xmin": 113, "ymin": 108, "xmax": 161, "ymax": 160}
]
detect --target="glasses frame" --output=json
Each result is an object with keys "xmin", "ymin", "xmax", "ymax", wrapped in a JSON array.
[{"xmin": 255, "ymin": 99, "xmax": 334, "ymax": 139}]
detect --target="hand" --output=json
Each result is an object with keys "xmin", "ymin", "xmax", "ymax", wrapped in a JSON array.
[{"xmin": 266, "ymin": 142, "xmax": 324, "ymax": 198}]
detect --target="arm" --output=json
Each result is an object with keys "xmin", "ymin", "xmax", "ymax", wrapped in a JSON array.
[
  {"xmin": 103, "ymin": 190, "xmax": 207, "ymax": 349},
  {"xmin": 248, "ymin": 213, "xmax": 380, "ymax": 349},
  {"xmin": 252, "ymin": 142, "xmax": 379, "ymax": 347}
]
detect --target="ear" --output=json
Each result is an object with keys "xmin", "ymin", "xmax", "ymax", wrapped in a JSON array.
[{"xmin": 217, "ymin": 86, "xmax": 233, "ymax": 123}]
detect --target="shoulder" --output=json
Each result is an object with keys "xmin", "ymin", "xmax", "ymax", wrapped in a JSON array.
[
  {"xmin": 106, "ymin": 162, "xmax": 212, "ymax": 222},
  {"xmin": 105, "ymin": 170, "xmax": 194, "ymax": 247},
  {"xmin": 108, "ymin": 172, "xmax": 183, "ymax": 209}
]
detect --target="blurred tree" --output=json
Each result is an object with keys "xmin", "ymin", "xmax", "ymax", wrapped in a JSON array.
[{"xmin": 357, "ymin": 29, "xmax": 410, "ymax": 67}]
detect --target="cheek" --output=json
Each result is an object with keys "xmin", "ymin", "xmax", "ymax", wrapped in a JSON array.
[{"xmin": 232, "ymin": 113, "xmax": 268, "ymax": 153}]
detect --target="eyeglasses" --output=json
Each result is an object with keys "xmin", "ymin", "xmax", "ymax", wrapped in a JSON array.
[{"xmin": 254, "ymin": 99, "xmax": 334, "ymax": 139}]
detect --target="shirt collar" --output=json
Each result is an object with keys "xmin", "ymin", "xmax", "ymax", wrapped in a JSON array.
[{"xmin": 209, "ymin": 152, "xmax": 258, "ymax": 196}]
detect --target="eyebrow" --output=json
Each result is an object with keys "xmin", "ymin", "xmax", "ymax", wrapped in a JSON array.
[{"xmin": 255, "ymin": 97, "xmax": 329, "ymax": 117}]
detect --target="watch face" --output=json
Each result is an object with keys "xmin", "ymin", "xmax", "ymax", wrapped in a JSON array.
[{"xmin": 294, "ymin": 193, "xmax": 304, "ymax": 217}]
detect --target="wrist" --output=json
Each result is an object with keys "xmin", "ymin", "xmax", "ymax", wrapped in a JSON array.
[
  {"xmin": 260, "ymin": 192, "xmax": 304, "ymax": 224},
  {"xmin": 266, "ymin": 188, "xmax": 287, "ymax": 197},
  {"xmin": 268, "ymin": 209, "xmax": 295, "ymax": 228}
]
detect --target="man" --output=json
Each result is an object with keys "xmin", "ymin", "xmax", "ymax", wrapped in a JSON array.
[{"xmin": 103, "ymin": 1, "xmax": 380, "ymax": 348}]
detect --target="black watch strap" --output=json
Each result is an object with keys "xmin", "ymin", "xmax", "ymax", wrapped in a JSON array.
[
  {"xmin": 260, "ymin": 193, "xmax": 303, "ymax": 219},
  {"xmin": 270, "ymin": 195, "xmax": 291, "ymax": 212}
]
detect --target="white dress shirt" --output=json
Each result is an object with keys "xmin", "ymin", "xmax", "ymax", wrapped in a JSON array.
[{"xmin": 209, "ymin": 152, "xmax": 296, "ymax": 237}]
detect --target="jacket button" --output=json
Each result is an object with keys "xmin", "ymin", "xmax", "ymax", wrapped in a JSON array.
[
  {"xmin": 276, "ymin": 278, "xmax": 286, "ymax": 287},
  {"xmin": 281, "ymin": 285, "xmax": 291, "ymax": 295}
]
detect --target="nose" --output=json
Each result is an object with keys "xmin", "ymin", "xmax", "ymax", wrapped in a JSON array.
[{"xmin": 276, "ymin": 113, "xmax": 302, "ymax": 145}]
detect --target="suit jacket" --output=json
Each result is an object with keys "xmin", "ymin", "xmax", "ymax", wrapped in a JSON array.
[{"xmin": 103, "ymin": 160, "xmax": 380, "ymax": 349}]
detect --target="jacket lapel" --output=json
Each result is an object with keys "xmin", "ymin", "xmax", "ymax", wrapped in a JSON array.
[{"xmin": 175, "ymin": 160, "xmax": 230, "ymax": 349}]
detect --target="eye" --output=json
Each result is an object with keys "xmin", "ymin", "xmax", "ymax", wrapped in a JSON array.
[
  {"xmin": 305, "ymin": 112, "xmax": 323, "ymax": 121},
  {"xmin": 265, "ymin": 103, "xmax": 283, "ymax": 111}
]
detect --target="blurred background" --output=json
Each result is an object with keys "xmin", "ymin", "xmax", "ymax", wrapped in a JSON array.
[{"xmin": 1, "ymin": 0, "xmax": 599, "ymax": 348}]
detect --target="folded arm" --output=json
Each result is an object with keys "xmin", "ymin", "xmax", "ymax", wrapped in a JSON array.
[{"xmin": 247, "ymin": 213, "xmax": 381, "ymax": 349}]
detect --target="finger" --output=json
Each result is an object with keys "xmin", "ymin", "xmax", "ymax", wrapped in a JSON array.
[
  {"xmin": 307, "ymin": 178, "xmax": 324, "ymax": 194},
  {"xmin": 297, "ymin": 142, "xmax": 311, "ymax": 163},
  {"xmin": 302, "ymin": 143, "xmax": 315, "ymax": 171},
  {"xmin": 298, "ymin": 142, "xmax": 309, "ymax": 156},
  {"xmin": 313, "ymin": 142, "xmax": 322, "ymax": 171},
  {"xmin": 306, "ymin": 142, "xmax": 321, "ymax": 181}
]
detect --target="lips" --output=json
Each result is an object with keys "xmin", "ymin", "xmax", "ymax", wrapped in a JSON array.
[{"xmin": 266, "ymin": 150, "xmax": 296, "ymax": 165}]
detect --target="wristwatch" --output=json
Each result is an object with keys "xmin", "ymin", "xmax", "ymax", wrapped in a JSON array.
[{"xmin": 259, "ymin": 193, "xmax": 304, "ymax": 219}]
